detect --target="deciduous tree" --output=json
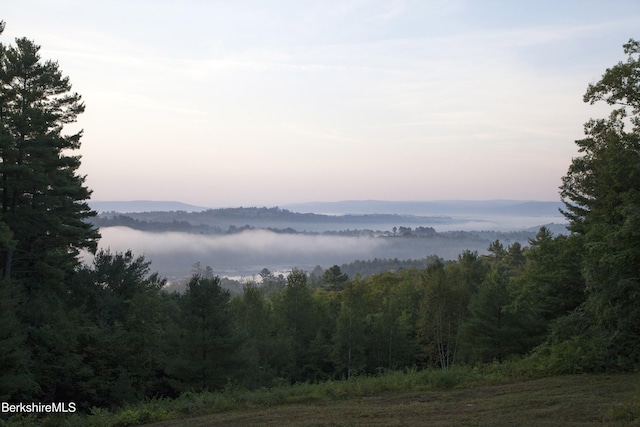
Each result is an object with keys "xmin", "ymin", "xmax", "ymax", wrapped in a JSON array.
[
  {"xmin": 417, "ymin": 262, "xmax": 469, "ymax": 369},
  {"xmin": 560, "ymin": 39, "xmax": 640, "ymax": 366}
]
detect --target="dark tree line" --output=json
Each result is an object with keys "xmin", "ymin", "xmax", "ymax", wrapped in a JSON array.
[{"xmin": 1, "ymin": 22, "xmax": 640, "ymax": 413}]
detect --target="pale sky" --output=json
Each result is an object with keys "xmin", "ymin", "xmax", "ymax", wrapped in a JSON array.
[{"xmin": 2, "ymin": 1, "xmax": 639, "ymax": 207}]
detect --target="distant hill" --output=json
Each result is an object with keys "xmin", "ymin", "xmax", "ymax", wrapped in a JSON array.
[
  {"xmin": 283, "ymin": 200, "xmax": 565, "ymax": 217},
  {"xmin": 89, "ymin": 200, "xmax": 209, "ymax": 213},
  {"xmin": 91, "ymin": 206, "xmax": 452, "ymax": 233},
  {"xmin": 89, "ymin": 199, "xmax": 565, "ymax": 217}
]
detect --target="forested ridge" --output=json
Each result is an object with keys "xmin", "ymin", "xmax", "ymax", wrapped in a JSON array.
[
  {"xmin": 89, "ymin": 211, "xmax": 543, "ymax": 239},
  {"xmin": 1, "ymin": 21, "xmax": 640, "ymax": 425},
  {"xmin": 89, "ymin": 203, "xmax": 565, "ymax": 234},
  {"xmin": 89, "ymin": 207, "xmax": 452, "ymax": 233}
]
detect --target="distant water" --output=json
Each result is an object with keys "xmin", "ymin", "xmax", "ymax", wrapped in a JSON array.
[{"xmin": 429, "ymin": 214, "xmax": 567, "ymax": 232}]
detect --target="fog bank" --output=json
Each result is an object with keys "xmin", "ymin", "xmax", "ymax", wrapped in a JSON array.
[
  {"xmin": 95, "ymin": 227, "xmax": 387, "ymax": 279},
  {"xmin": 91, "ymin": 225, "xmax": 539, "ymax": 280}
]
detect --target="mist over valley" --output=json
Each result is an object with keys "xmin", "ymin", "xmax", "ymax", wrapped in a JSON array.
[{"xmin": 89, "ymin": 200, "xmax": 567, "ymax": 283}]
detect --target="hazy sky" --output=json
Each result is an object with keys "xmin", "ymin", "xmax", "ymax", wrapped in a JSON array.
[{"xmin": 3, "ymin": 1, "xmax": 639, "ymax": 207}]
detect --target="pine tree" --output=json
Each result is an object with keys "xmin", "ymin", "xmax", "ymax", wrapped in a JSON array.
[
  {"xmin": 0, "ymin": 22, "xmax": 100, "ymax": 403},
  {"xmin": 0, "ymin": 26, "xmax": 99, "ymax": 282}
]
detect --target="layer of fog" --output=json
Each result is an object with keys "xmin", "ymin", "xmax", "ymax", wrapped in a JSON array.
[
  {"xmin": 94, "ymin": 227, "xmax": 388, "ymax": 280},
  {"xmin": 432, "ymin": 215, "xmax": 565, "ymax": 232},
  {"xmin": 279, "ymin": 214, "xmax": 566, "ymax": 233},
  {"xmin": 91, "ymin": 217, "xmax": 560, "ymax": 280}
]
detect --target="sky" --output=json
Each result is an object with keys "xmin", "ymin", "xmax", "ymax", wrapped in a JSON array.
[{"xmin": 2, "ymin": 0, "xmax": 639, "ymax": 208}]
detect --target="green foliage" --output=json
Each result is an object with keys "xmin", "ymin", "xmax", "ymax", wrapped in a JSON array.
[
  {"xmin": 163, "ymin": 275, "xmax": 243, "ymax": 392},
  {"xmin": 560, "ymin": 38, "xmax": 640, "ymax": 368},
  {"xmin": 463, "ymin": 269, "xmax": 512, "ymax": 363},
  {"xmin": 584, "ymin": 39, "xmax": 640, "ymax": 131},
  {"xmin": 269, "ymin": 269, "xmax": 329, "ymax": 382},
  {"xmin": 351, "ymin": 269, "xmax": 423, "ymax": 373},
  {"xmin": 0, "ymin": 30, "xmax": 99, "ymax": 281},
  {"xmin": 0, "ymin": 23, "xmax": 102, "ymax": 406},
  {"xmin": 18, "ymin": 285, "xmax": 90, "ymax": 404},
  {"xmin": 513, "ymin": 228, "xmax": 585, "ymax": 317},
  {"xmin": 320, "ymin": 265, "xmax": 348, "ymax": 290},
  {"xmin": 455, "ymin": 249, "xmax": 488, "ymax": 293},
  {"xmin": 340, "ymin": 255, "xmax": 442, "ymax": 278},
  {"xmin": 417, "ymin": 261, "xmax": 470, "ymax": 369},
  {"xmin": 333, "ymin": 278, "xmax": 376, "ymax": 378},
  {"xmin": 485, "ymin": 240, "xmax": 507, "ymax": 267},
  {"xmin": 70, "ymin": 250, "xmax": 167, "ymax": 407},
  {"xmin": 508, "ymin": 228, "xmax": 586, "ymax": 354},
  {"xmin": 532, "ymin": 308, "xmax": 614, "ymax": 374},
  {"xmin": 0, "ymin": 279, "xmax": 37, "ymax": 401},
  {"xmin": 231, "ymin": 282, "xmax": 281, "ymax": 388}
]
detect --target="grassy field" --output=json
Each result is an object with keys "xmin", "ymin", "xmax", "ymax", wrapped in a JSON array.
[
  {"xmin": 141, "ymin": 374, "xmax": 640, "ymax": 427},
  {"xmin": 7, "ymin": 368, "xmax": 639, "ymax": 426}
]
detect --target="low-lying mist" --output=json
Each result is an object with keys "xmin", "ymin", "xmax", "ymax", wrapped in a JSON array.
[
  {"xmin": 94, "ymin": 227, "xmax": 387, "ymax": 279},
  {"xmin": 91, "ymin": 224, "xmax": 536, "ymax": 281}
]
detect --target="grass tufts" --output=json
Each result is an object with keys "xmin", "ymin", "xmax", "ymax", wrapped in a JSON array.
[{"xmin": 3, "ymin": 360, "xmax": 638, "ymax": 427}]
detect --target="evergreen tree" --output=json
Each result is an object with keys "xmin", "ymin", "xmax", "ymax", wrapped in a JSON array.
[
  {"xmin": 485, "ymin": 240, "xmax": 507, "ymax": 268},
  {"xmin": 321, "ymin": 265, "xmax": 349, "ymax": 290},
  {"xmin": 164, "ymin": 275, "xmax": 241, "ymax": 392},
  {"xmin": 510, "ymin": 227, "xmax": 585, "ymax": 341},
  {"xmin": 0, "ymin": 23, "xmax": 99, "ymax": 404},
  {"xmin": 462, "ymin": 269, "xmax": 527, "ymax": 363},
  {"xmin": 231, "ymin": 282, "xmax": 276, "ymax": 388},
  {"xmin": 72, "ymin": 250, "xmax": 166, "ymax": 406},
  {"xmin": 455, "ymin": 250, "xmax": 488, "ymax": 293},
  {"xmin": 0, "ymin": 278, "xmax": 37, "ymax": 401},
  {"xmin": 272, "ymin": 269, "xmax": 320, "ymax": 382},
  {"xmin": 0, "ymin": 26, "xmax": 99, "ymax": 282}
]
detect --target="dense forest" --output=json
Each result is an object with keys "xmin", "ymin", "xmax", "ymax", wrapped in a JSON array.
[{"xmin": 1, "ymin": 21, "xmax": 640, "ymax": 421}]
